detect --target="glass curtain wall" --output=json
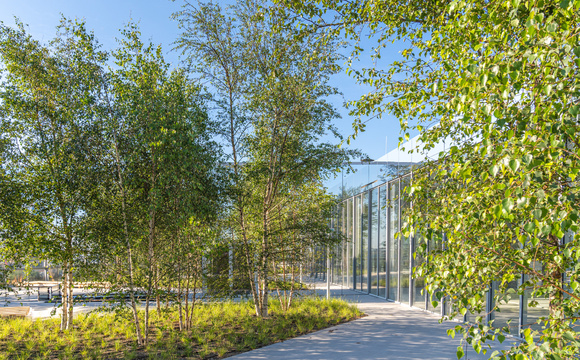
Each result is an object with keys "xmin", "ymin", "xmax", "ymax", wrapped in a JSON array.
[
  {"xmin": 342, "ymin": 205, "xmax": 348, "ymax": 286},
  {"xmin": 413, "ymin": 235, "xmax": 425, "ymax": 309},
  {"xmin": 491, "ymin": 280, "xmax": 520, "ymax": 334},
  {"xmin": 335, "ymin": 206, "xmax": 342, "ymax": 285},
  {"xmin": 354, "ymin": 196, "xmax": 360, "ymax": 289},
  {"xmin": 361, "ymin": 192, "xmax": 369, "ymax": 292},
  {"xmin": 426, "ymin": 234, "xmax": 442, "ymax": 313},
  {"xmin": 347, "ymin": 198, "xmax": 353, "ymax": 288},
  {"xmin": 330, "ymin": 170, "xmax": 561, "ymax": 341},
  {"xmin": 388, "ymin": 180, "xmax": 400, "ymax": 301},
  {"xmin": 400, "ymin": 175, "xmax": 411, "ymax": 304},
  {"xmin": 370, "ymin": 188, "xmax": 379, "ymax": 295},
  {"xmin": 522, "ymin": 262, "xmax": 550, "ymax": 332},
  {"xmin": 379, "ymin": 185, "xmax": 387, "ymax": 297}
]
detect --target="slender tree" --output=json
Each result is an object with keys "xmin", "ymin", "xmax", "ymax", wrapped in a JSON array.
[
  {"xmin": 103, "ymin": 23, "xmax": 222, "ymax": 343},
  {"xmin": 0, "ymin": 19, "xmax": 107, "ymax": 330},
  {"xmin": 174, "ymin": 0, "xmax": 355, "ymax": 317}
]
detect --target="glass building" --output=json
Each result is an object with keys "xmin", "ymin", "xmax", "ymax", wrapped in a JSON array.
[{"xmin": 325, "ymin": 135, "xmax": 551, "ymax": 339}]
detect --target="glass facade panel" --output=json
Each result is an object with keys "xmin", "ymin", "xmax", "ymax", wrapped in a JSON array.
[
  {"xmin": 467, "ymin": 292, "xmax": 488, "ymax": 324},
  {"xmin": 400, "ymin": 234, "xmax": 410, "ymax": 304},
  {"xmin": 400, "ymin": 176, "xmax": 411, "ymax": 304},
  {"xmin": 388, "ymin": 181, "xmax": 399, "ymax": 301},
  {"xmin": 523, "ymin": 267, "xmax": 550, "ymax": 333},
  {"xmin": 342, "ymin": 204, "xmax": 347, "ymax": 286},
  {"xmin": 347, "ymin": 198, "xmax": 353, "ymax": 289},
  {"xmin": 427, "ymin": 234, "xmax": 442, "ymax": 312},
  {"xmin": 354, "ymin": 196, "xmax": 360, "ymax": 289},
  {"xmin": 336, "ymin": 207, "xmax": 341, "ymax": 285},
  {"xmin": 370, "ymin": 188, "xmax": 379, "ymax": 295},
  {"xmin": 412, "ymin": 235, "xmax": 425, "ymax": 309},
  {"xmin": 361, "ymin": 192, "xmax": 369, "ymax": 292},
  {"xmin": 379, "ymin": 186, "xmax": 387, "ymax": 298},
  {"xmin": 492, "ymin": 280, "xmax": 520, "ymax": 334}
]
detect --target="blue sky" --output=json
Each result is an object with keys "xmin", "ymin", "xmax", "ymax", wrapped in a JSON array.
[{"xmin": 0, "ymin": 0, "xmax": 412, "ymax": 160}]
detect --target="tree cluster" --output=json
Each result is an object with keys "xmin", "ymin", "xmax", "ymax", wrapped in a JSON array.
[{"xmin": 0, "ymin": 0, "xmax": 353, "ymax": 344}]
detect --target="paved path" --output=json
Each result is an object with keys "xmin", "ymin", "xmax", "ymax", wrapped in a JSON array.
[{"xmin": 229, "ymin": 285, "xmax": 519, "ymax": 360}]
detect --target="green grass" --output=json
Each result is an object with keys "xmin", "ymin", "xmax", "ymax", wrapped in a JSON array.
[{"xmin": 0, "ymin": 297, "xmax": 363, "ymax": 359}]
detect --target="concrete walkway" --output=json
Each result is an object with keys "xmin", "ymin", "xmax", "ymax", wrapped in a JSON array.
[{"xmin": 229, "ymin": 285, "xmax": 518, "ymax": 360}]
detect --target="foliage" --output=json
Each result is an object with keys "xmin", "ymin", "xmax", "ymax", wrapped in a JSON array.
[
  {"xmin": 0, "ymin": 18, "xmax": 108, "ymax": 329},
  {"xmin": 173, "ymin": 0, "xmax": 358, "ymax": 317},
  {"xmin": 0, "ymin": 297, "xmax": 362, "ymax": 359},
  {"xmin": 0, "ymin": 18, "xmax": 223, "ymax": 341},
  {"xmin": 279, "ymin": 0, "xmax": 580, "ymax": 358},
  {"xmin": 102, "ymin": 22, "xmax": 223, "ymax": 344}
]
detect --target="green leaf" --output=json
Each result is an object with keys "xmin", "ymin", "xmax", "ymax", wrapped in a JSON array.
[
  {"xmin": 502, "ymin": 198, "xmax": 514, "ymax": 213},
  {"xmin": 524, "ymin": 328, "xmax": 533, "ymax": 344},
  {"xmin": 456, "ymin": 347, "xmax": 464, "ymax": 359},
  {"xmin": 533, "ymin": 208, "xmax": 547, "ymax": 220},
  {"xmin": 563, "ymin": 331, "xmax": 577, "ymax": 342},
  {"xmin": 560, "ymin": 0, "xmax": 572, "ymax": 9},
  {"xmin": 524, "ymin": 222, "xmax": 535, "ymax": 233},
  {"xmin": 494, "ymin": 204, "xmax": 502, "ymax": 218},
  {"xmin": 509, "ymin": 159, "xmax": 520, "ymax": 172},
  {"xmin": 522, "ymin": 154, "xmax": 533, "ymax": 165}
]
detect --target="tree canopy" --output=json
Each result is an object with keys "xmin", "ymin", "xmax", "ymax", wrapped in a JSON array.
[{"xmin": 279, "ymin": 0, "xmax": 580, "ymax": 358}]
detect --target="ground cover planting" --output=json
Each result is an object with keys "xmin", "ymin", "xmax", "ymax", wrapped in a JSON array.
[{"xmin": 0, "ymin": 297, "xmax": 362, "ymax": 360}]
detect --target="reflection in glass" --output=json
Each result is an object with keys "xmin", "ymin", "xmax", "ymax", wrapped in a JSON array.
[
  {"xmin": 400, "ymin": 176, "xmax": 411, "ymax": 304},
  {"xmin": 342, "ymin": 205, "xmax": 347, "ymax": 287},
  {"xmin": 379, "ymin": 186, "xmax": 387, "ymax": 297},
  {"xmin": 335, "ymin": 206, "xmax": 342, "ymax": 285},
  {"xmin": 347, "ymin": 198, "xmax": 353, "ymax": 289},
  {"xmin": 522, "ymin": 268, "xmax": 550, "ymax": 333},
  {"xmin": 361, "ymin": 192, "xmax": 369, "ymax": 292},
  {"xmin": 400, "ymin": 233, "xmax": 410, "ymax": 304},
  {"xmin": 354, "ymin": 196, "xmax": 360, "ymax": 289},
  {"xmin": 413, "ymin": 235, "xmax": 425, "ymax": 309},
  {"xmin": 492, "ymin": 280, "xmax": 520, "ymax": 334},
  {"xmin": 388, "ymin": 181, "xmax": 399, "ymax": 301},
  {"xmin": 427, "ymin": 235, "xmax": 442, "ymax": 312},
  {"xmin": 370, "ymin": 188, "xmax": 379, "ymax": 295}
]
